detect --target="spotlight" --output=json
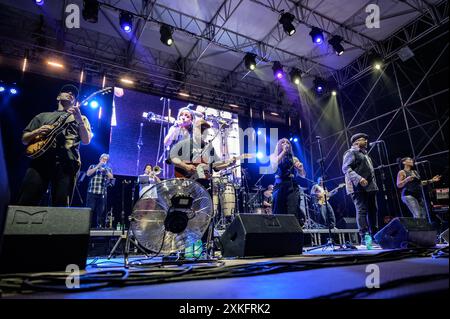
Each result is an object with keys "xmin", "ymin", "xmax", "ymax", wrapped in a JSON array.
[
  {"xmin": 35, "ymin": 0, "xmax": 44, "ymax": 5},
  {"xmin": 89, "ymin": 100, "xmax": 99, "ymax": 109},
  {"xmin": 293, "ymin": 137, "xmax": 298, "ymax": 143},
  {"xmin": 313, "ymin": 78, "xmax": 326, "ymax": 94},
  {"xmin": 331, "ymin": 90, "xmax": 337, "ymax": 96},
  {"xmin": 374, "ymin": 62, "xmax": 382, "ymax": 70},
  {"xmin": 119, "ymin": 11, "xmax": 133, "ymax": 33},
  {"xmin": 329, "ymin": 35, "xmax": 344, "ymax": 56},
  {"xmin": 160, "ymin": 24, "xmax": 174, "ymax": 46},
  {"xmin": 289, "ymin": 68, "xmax": 302, "ymax": 85},
  {"xmin": 0, "ymin": 86, "xmax": 5, "ymax": 93},
  {"xmin": 257, "ymin": 129, "xmax": 263, "ymax": 136},
  {"xmin": 244, "ymin": 53, "xmax": 257, "ymax": 71},
  {"xmin": 256, "ymin": 152, "xmax": 264, "ymax": 159},
  {"xmin": 309, "ymin": 27, "xmax": 324, "ymax": 44},
  {"xmin": 370, "ymin": 52, "xmax": 383, "ymax": 70},
  {"xmin": 120, "ymin": 77, "xmax": 134, "ymax": 85},
  {"xmin": 82, "ymin": 0, "xmax": 99, "ymax": 23},
  {"xmin": 272, "ymin": 61, "xmax": 284, "ymax": 79},
  {"xmin": 279, "ymin": 12, "xmax": 296, "ymax": 36},
  {"xmin": 289, "ymin": 137, "xmax": 293, "ymax": 142},
  {"xmin": 9, "ymin": 88, "xmax": 18, "ymax": 95}
]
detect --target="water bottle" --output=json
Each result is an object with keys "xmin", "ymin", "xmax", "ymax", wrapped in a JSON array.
[
  {"xmin": 365, "ymin": 233, "xmax": 373, "ymax": 250},
  {"xmin": 193, "ymin": 240, "xmax": 203, "ymax": 258},
  {"xmin": 185, "ymin": 242, "xmax": 194, "ymax": 258},
  {"xmin": 116, "ymin": 222, "xmax": 121, "ymax": 231}
]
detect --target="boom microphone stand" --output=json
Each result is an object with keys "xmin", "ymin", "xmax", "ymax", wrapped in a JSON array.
[{"xmin": 308, "ymin": 136, "xmax": 340, "ymax": 251}]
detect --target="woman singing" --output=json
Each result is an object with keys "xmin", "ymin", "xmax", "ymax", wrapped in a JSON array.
[
  {"xmin": 396, "ymin": 157, "xmax": 441, "ymax": 219},
  {"xmin": 270, "ymin": 138, "xmax": 306, "ymax": 224},
  {"xmin": 163, "ymin": 107, "xmax": 194, "ymax": 148}
]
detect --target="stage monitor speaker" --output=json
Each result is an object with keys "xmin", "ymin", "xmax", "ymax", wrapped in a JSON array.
[
  {"xmin": 0, "ymin": 205, "xmax": 91, "ymax": 273},
  {"xmin": 336, "ymin": 217, "xmax": 357, "ymax": 229},
  {"xmin": 219, "ymin": 214, "xmax": 303, "ymax": 257},
  {"xmin": 374, "ymin": 217, "xmax": 437, "ymax": 249},
  {"xmin": 440, "ymin": 229, "xmax": 449, "ymax": 244}
]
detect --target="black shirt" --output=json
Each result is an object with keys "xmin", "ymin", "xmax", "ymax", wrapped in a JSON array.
[
  {"xmin": 402, "ymin": 170, "xmax": 422, "ymax": 198},
  {"xmin": 24, "ymin": 110, "xmax": 91, "ymax": 167}
]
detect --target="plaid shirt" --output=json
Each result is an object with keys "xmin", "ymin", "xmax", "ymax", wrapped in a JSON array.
[{"xmin": 87, "ymin": 165, "xmax": 112, "ymax": 195}]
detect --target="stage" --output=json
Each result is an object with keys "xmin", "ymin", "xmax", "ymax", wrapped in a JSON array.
[{"xmin": 1, "ymin": 245, "xmax": 448, "ymax": 299}]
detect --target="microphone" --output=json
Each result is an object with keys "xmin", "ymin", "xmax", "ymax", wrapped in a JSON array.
[{"xmin": 369, "ymin": 140, "xmax": 383, "ymax": 147}]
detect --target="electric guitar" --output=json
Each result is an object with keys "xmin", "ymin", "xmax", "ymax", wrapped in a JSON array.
[
  {"xmin": 174, "ymin": 153, "xmax": 254, "ymax": 179},
  {"xmin": 25, "ymin": 87, "xmax": 112, "ymax": 159},
  {"xmin": 316, "ymin": 183, "xmax": 345, "ymax": 205}
]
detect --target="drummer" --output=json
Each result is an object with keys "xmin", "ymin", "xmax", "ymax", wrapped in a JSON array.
[{"xmin": 138, "ymin": 164, "xmax": 161, "ymax": 199}]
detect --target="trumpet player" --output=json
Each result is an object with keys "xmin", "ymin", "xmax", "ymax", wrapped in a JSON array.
[{"xmin": 138, "ymin": 163, "xmax": 161, "ymax": 199}]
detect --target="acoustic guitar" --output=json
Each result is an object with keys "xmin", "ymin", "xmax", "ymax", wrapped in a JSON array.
[{"xmin": 25, "ymin": 87, "xmax": 112, "ymax": 159}]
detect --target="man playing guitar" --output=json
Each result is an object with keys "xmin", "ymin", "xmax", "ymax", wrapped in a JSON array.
[
  {"xmin": 310, "ymin": 177, "xmax": 345, "ymax": 229},
  {"xmin": 168, "ymin": 119, "xmax": 237, "ymax": 180},
  {"xmin": 17, "ymin": 85, "xmax": 92, "ymax": 206}
]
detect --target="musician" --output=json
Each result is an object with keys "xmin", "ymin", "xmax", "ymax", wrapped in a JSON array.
[
  {"xmin": 86, "ymin": 153, "xmax": 113, "ymax": 228},
  {"xmin": 17, "ymin": 85, "xmax": 92, "ymax": 206},
  {"xmin": 342, "ymin": 133, "xmax": 378, "ymax": 240},
  {"xmin": 168, "ymin": 119, "xmax": 234, "ymax": 180},
  {"xmin": 163, "ymin": 107, "xmax": 194, "ymax": 148},
  {"xmin": 270, "ymin": 138, "xmax": 306, "ymax": 224},
  {"xmin": 262, "ymin": 184, "xmax": 274, "ymax": 214},
  {"xmin": 138, "ymin": 163, "xmax": 161, "ymax": 199},
  {"xmin": 396, "ymin": 157, "xmax": 441, "ymax": 219},
  {"xmin": 310, "ymin": 177, "xmax": 337, "ymax": 229}
]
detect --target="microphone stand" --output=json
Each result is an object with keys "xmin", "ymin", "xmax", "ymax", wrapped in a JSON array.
[
  {"xmin": 416, "ymin": 161, "xmax": 433, "ymax": 224},
  {"xmin": 307, "ymin": 136, "xmax": 341, "ymax": 251},
  {"xmin": 136, "ymin": 123, "xmax": 144, "ymax": 176}
]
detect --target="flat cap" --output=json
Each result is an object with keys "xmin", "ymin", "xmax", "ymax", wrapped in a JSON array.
[{"xmin": 350, "ymin": 133, "xmax": 369, "ymax": 144}]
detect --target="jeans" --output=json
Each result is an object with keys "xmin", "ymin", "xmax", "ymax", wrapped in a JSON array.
[
  {"xmin": 86, "ymin": 192, "xmax": 106, "ymax": 227},
  {"xmin": 350, "ymin": 191, "xmax": 378, "ymax": 236},
  {"xmin": 402, "ymin": 195, "xmax": 426, "ymax": 219},
  {"xmin": 17, "ymin": 158, "xmax": 77, "ymax": 207},
  {"xmin": 315, "ymin": 202, "xmax": 336, "ymax": 228},
  {"xmin": 272, "ymin": 179, "xmax": 305, "ymax": 225}
]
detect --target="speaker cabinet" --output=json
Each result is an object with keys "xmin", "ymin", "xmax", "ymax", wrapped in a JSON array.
[
  {"xmin": 374, "ymin": 217, "xmax": 437, "ymax": 249},
  {"xmin": 220, "ymin": 214, "xmax": 303, "ymax": 257},
  {"xmin": 0, "ymin": 206, "xmax": 91, "ymax": 273}
]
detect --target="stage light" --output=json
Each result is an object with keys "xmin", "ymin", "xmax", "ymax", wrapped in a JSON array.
[
  {"xmin": 293, "ymin": 137, "xmax": 298, "ymax": 142},
  {"xmin": 178, "ymin": 91, "xmax": 190, "ymax": 97},
  {"xmin": 82, "ymin": 0, "xmax": 99, "ymax": 23},
  {"xmin": 0, "ymin": 86, "xmax": 5, "ymax": 93},
  {"xmin": 313, "ymin": 78, "xmax": 326, "ymax": 94},
  {"xmin": 271, "ymin": 112, "xmax": 279, "ymax": 116},
  {"xmin": 119, "ymin": 11, "xmax": 133, "ymax": 33},
  {"xmin": 160, "ymin": 24, "xmax": 174, "ymax": 46},
  {"xmin": 289, "ymin": 137, "xmax": 293, "ymax": 142},
  {"xmin": 331, "ymin": 90, "xmax": 337, "ymax": 96},
  {"xmin": 374, "ymin": 62, "xmax": 382, "ymax": 70},
  {"xmin": 272, "ymin": 61, "xmax": 284, "ymax": 79},
  {"xmin": 309, "ymin": 27, "xmax": 324, "ymax": 44},
  {"xmin": 289, "ymin": 68, "xmax": 301, "ymax": 85},
  {"xmin": 9, "ymin": 88, "xmax": 18, "ymax": 95},
  {"xmin": 256, "ymin": 152, "xmax": 264, "ymax": 159},
  {"xmin": 120, "ymin": 77, "xmax": 134, "ymax": 85},
  {"xmin": 244, "ymin": 53, "xmax": 256, "ymax": 71},
  {"xmin": 229, "ymin": 104, "xmax": 239, "ymax": 108},
  {"xmin": 279, "ymin": 12, "xmax": 296, "ymax": 36},
  {"xmin": 47, "ymin": 60, "xmax": 64, "ymax": 68},
  {"xmin": 35, "ymin": 0, "xmax": 44, "ymax": 5},
  {"xmin": 257, "ymin": 129, "xmax": 263, "ymax": 136},
  {"xmin": 89, "ymin": 100, "xmax": 99, "ymax": 109},
  {"xmin": 329, "ymin": 35, "xmax": 344, "ymax": 56}
]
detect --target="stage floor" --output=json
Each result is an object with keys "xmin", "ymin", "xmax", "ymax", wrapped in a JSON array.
[{"xmin": 2, "ymin": 245, "xmax": 448, "ymax": 299}]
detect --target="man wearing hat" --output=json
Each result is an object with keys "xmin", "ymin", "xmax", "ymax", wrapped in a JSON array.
[
  {"xmin": 168, "ymin": 119, "xmax": 234, "ymax": 179},
  {"xmin": 18, "ymin": 85, "xmax": 92, "ymax": 206},
  {"xmin": 342, "ymin": 133, "xmax": 378, "ymax": 241}
]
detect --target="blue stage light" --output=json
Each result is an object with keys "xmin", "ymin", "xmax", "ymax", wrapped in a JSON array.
[
  {"xmin": 120, "ymin": 11, "xmax": 133, "ymax": 33},
  {"xmin": 309, "ymin": 27, "xmax": 324, "ymax": 44},
  {"xmin": 289, "ymin": 137, "xmax": 293, "ymax": 141},
  {"xmin": 9, "ymin": 88, "xmax": 18, "ymax": 95},
  {"xmin": 293, "ymin": 137, "xmax": 298, "ymax": 142},
  {"xmin": 256, "ymin": 152, "xmax": 264, "ymax": 159},
  {"xmin": 89, "ymin": 100, "xmax": 99, "ymax": 108},
  {"xmin": 0, "ymin": 86, "xmax": 5, "ymax": 93},
  {"xmin": 35, "ymin": 0, "xmax": 44, "ymax": 5}
]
